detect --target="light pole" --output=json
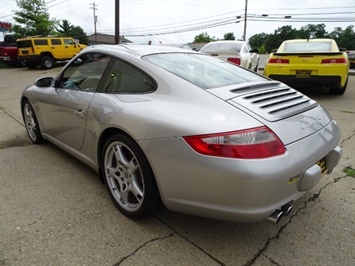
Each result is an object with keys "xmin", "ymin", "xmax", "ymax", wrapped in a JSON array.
[
  {"xmin": 90, "ymin": 2, "xmax": 98, "ymax": 43},
  {"xmin": 115, "ymin": 0, "xmax": 120, "ymax": 44},
  {"xmin": 242, "ymin": 0, "xmax": 248, "ymax": 41}
]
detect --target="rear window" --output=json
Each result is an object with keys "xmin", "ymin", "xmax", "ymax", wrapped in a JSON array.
[
  {"xmin": 143, "ymin": 53, "xmax": 265, "ymax": 89},
  {"xmin": 283, "ymin": 42, "xmax": 332, "ymax": 52},
  {"xmin": 34, "ymin": 39, "xmax": 48, "ymax": 45},
  {"xmin": 17, "ymin": 40, "xmax": 32, "ymax": 48},
  {"xmin": 200, "ymin": 42, "xmax": 243, "ymax": 53}
]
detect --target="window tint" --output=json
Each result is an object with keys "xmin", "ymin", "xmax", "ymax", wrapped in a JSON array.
[
  {"xmin": 57, "ymin": 53, "xmax": 111, "ymax": 92},
  {"xmin": 51, "ymin": 39, "xmax": 62, "ymax": 45},
  {"xmin": 143, "ymin": 53, "xmax": 265, "ymax": 89},
  {"xmin": 64, "ymin": 39, "xmax": 75, "ymax": 45},
  {"xmin": 34, "ymin": 39, "xmax": 48, "ymax": 45},
  {"xmin": 101, "ymin": 58, "xmax": 156, "ymax": 93}
]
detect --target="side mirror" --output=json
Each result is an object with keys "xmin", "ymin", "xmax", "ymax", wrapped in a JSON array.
[
  {"xmin": 271, "ymin": 49, "xmax": 278, "ymax": 53},
  {"xmin": 339, "ymin": 48, "xmax": 347, "ymax": 52},
  {"xmin": 35, "ymin": 77, "xmax": 54, "ymax": 87},
  {"xmin": 250, "ymin": 48, "xmax": 259, "ymax": 53}
]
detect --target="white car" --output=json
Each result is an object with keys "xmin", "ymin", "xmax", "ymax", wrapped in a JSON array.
[{"xmin": 200, "ymin": 40, "xmax": 259, "ymax": 71}]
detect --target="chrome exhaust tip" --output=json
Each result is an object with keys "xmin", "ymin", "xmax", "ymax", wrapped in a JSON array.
[
  {"xmin": 281, "ymin": 204, "xmax": 293, "ymax": 216},
  {"xmin": 267, "ymin": 210, "xmax": 284, "ymax": 224}
]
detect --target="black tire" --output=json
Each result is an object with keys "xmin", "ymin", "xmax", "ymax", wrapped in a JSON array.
[
  {"xmin": 102, "ymin": 134, "xmax": 161, "ymax": 219},
  {"xmin": 40, "ymin": 56, "xmax": 55, "ymax": 69},
  {"xmin": 329, "ymin": 77, "xmax": 348, "ymax": 95},
  {"xmin": 22, "ymin": 100, "xmax": 44, "ymax": 144},
  {"xmin": 26, "ymin": 62, "xmax": 38, "ymax": 69}
]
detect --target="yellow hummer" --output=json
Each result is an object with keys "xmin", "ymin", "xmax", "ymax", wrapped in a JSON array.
[{"xmin": 17, "ymin": 36, "xmax": 87, "ymax": 69}]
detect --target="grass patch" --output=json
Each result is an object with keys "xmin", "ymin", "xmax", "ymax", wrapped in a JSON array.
[{"xmin": 343, "ymin": 166, "xmax": 355, "ymax": 177}]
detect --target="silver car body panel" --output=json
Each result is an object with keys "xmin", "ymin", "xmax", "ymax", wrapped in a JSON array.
[{"xmin": 21, "ymin": 44, "xmax": 342, "ymax": 222}]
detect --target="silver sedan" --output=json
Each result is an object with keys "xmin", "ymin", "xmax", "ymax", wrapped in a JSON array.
[{"xmin": 21, "ymin": 45, "xmax": 342, "ymax": 224}]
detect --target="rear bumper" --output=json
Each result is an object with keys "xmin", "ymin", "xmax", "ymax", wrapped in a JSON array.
[
  {"xmin": 0, "ymin": 56, "xmax": 12, "ymax": 62},
  {"xmin": 18, "ymin": 55, "xmax": 41, "ymax": 63},
  {"xmin": 268, "ymin": 74, "xmax": 343, "ymax": 88}
]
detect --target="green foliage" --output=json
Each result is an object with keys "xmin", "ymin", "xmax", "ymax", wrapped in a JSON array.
[
  {"xmin": 56, "ymin": 20, "xmax": 89, "ymax": 44},
  {"xmin": 249, "ymin": 33, "xmax": 267, "ymax": 49},
  {"xmin": 223, "ymin": 32, "xmax": 235, "ymax": 40},
  {"xmin": 194, "ymin": 32, "xmax": 215, "ymax": 43},
  {"xmin": 329, "ymin": 25, "xmax": 355, "ymax": 50},
  {"xmin": 248, "ymin": 24, "xmax": 355, "ymax": 53},
  {"xmin": 12, "ymin": 0, "xmax": 57, "ymax": 38},
  {"xmin": 343, "ymin": 166, "xmax": 355, "ymax": 177}
]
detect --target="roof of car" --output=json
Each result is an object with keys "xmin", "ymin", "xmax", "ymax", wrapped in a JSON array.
[
  {"xmin": 85, "ymin": 44, "xmax": 198, "ymax": 57},
  {"xmin": 283, "ymin": 38, "xmax": 333, "ymax": 43}
]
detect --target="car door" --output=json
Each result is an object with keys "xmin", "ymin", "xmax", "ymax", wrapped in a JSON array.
[
  {"xmin": 63, "ymin": 38, "xmax": 80, "ymax": 59},
  {"xmin": 38, "ymin": 52, "xmax": 111, "ymax": 149}
]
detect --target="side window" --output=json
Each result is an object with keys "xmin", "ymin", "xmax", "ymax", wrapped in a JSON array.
[
  {"xmin": 34, "ymin": 39, "xmax": 48, "ymax": 45},
  {"xmin": 51, "ymin": 39, "xmax": 61, "ymax": 45},
  {"xmin": 57, "ymin": 53, "xmax": 111, "ymax": 92},
  {"xmin": 64, "ymin": 39, "xmax": 75, "ymax": 45},
  {"xmin": 101, "ymin": 58, "xmax": 156, "ymax": 93}
]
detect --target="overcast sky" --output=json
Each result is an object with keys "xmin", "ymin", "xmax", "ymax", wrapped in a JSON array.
[{"xmin": 0, "ymin": 0, "xmax": 354, "ymax": 44}]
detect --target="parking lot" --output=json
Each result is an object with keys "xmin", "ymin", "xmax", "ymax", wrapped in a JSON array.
[{"xmin": 0, "ymin": 62, "xmax": 354, "ymax": 266}]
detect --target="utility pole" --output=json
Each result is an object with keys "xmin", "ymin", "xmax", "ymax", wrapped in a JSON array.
[
  {"xmin": 90, "ymin": 2, "xmax": 98, "ymax": 43},
  {"xmin": 242, "ymin": 0, "xmax": 248, "ymax": 41},
  {"xmin": 115, "ymin": 0, "xmax": 120, "ymax": 44}
]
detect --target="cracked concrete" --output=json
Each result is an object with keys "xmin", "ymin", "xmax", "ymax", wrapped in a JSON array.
[{"xmin": 1, "ymin": 61, "xmax": 354, "ymax": 266}]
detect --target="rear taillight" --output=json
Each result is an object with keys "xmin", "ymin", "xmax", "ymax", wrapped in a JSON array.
[
  {"xmin": 321, "ymin": 58, "xmax": 347, "ymax": 64},
  {"xmin": 183, "ymin": 126, "xmax": 286, "ymax": 159},
  {"xmin": 268, "ymin": 58, "xmax": 289, "ymax": 64},
  {"xmin": 228, "ymin": 58, "xmax": 241, "ymax": 65}
]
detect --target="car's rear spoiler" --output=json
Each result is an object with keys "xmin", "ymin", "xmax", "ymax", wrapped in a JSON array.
[{"xmin": 272, "ymin": 52, "xmax": 344, "ymax": 56}]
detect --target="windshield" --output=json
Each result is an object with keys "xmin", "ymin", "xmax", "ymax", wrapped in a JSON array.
[{"xmin": 143, "ymin": 53, "xmax": 265, "ymax": 89}]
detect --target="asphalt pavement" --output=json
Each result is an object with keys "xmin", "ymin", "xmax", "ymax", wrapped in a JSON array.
[{"xmin": 0, "ymin": 64, "xmax": 354, "ymax": 266}]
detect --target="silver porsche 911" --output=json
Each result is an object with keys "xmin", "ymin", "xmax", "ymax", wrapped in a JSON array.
[{"xmin": 21, "ymin": 44, "xmax": 342, "ymax": 224}]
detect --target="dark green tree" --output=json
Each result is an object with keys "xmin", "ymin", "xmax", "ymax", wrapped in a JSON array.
[
  {"xmin": 223, "ymin": 32, "xmax": 235, "ymax": 40},
  {"xmin": 298, "ymin": 24, "xmax": 328, "ymax": 39},
  {"xmin": 329, "ymin": 25, "xmax": 355, "ymax": 50},
  {"xmin": 194, "ymin": 32, "xmax": 214, "ymax": 43},
  {"xmin": 12, "ymin": 0, "xmax": 57, "ymax": 38},
  {"xmin": 56, "ymin": 19, "xmax": 72, "ymax": 36},
  {"xmin": 263, "ymin": 26, "xmax": 298, "ymax": 53},
  {"xmin": 249, "ymin": 32, "xmax": 268, "ymax": 48},
  {"xmin": 56, "ymin": 20, "xmax": 89, "ymax": 44}
]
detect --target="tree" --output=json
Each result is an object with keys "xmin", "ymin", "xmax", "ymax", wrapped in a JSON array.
[
  {"xmin": 223, "ymin": 32, "xmax": 235, "ymax": 40},
  {"xmin": 298, "ymin": 24, "xmax": 328, "ymax": 39},
  {"xmin": 329, "ymin": 25, "xmax": 355, "ymax": 50},
  {"xmin": 56, "ymin": 20, "xmax": 89, "ymax": 44},
  {"xmin": 249, "ymin": 33, "xmax": 268, "ymax": 48},
  {"xmin": 194, "ymin": 32, "xmax": 214, "ymax": 43},
  {"xmin": 12, "ymin": 0, "xmax": 57, "ymax": 38}
]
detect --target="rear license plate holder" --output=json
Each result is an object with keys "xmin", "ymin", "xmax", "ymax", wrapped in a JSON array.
[{"xmin": 296, "ymin": 70, "xmax": 311, "ymax": 78}]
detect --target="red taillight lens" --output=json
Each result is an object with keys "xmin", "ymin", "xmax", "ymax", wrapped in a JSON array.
[
  {"xmin": 321, "ymin": 58, "xmax": 347, "ymax": 64},
  {"xmin": 268, "ymin": 58, "xmax": 289, "ymax": 64},
  {"xmin": 183, "ymin": 126, "xmax": 286, "ymax": 159},
  {"xmin": 227, "ymin": 57, "xmax": 241, "ymax": 65}
]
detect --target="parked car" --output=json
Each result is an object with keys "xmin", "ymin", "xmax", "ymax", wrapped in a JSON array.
[
  {"xmin": 0, "ymin": 33, "xmax": 23, "ymax": 67},
  {"xmin": 347, "ymin": 51, "xmax": 355, "ymax": 69},
  {"xmin": 17, "ymin": 36, "xmax": 87, "ymax": 69},
  {"xmin": 21, "ymin": 45, "xmax": 342, "ymax": 224},
  {"xmin": 264, "ymin": 38, "xmax": 350, "ymax": 95},
  {"xmin": 160, "ymin": 43, "xmax": 193, "ymax": 50},
  {"xmin": 199, "ymin": 40, "xmax": 259, "ymax": 71}
]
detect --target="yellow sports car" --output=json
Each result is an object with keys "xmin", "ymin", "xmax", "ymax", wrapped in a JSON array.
[{"xmin": 264, "ymin": 39, "xmax": 350, "ymax": 95}]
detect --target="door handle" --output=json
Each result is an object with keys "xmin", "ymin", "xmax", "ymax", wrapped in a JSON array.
[{"xmin": 74, "ymin": 108, "xmax": 85, "ymax": 119}]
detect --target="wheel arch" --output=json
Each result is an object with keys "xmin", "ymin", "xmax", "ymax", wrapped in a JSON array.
[{"xmin": 96, "ymin": 128, "xmax": 149, "ymax": 183}]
